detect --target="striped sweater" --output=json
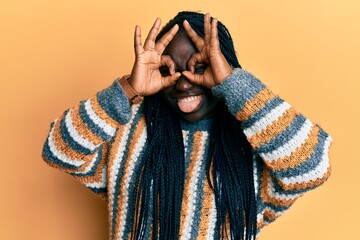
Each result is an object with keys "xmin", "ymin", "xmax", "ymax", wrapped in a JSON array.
[{"xmin": 42, "ymin": 68, "xmax": 332, "ymax": 239}]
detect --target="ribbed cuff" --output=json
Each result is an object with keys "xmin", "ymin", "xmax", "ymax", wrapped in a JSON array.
[{"xmin": 212, "ymin": 68, "xmax": 267, "ymax": 116}]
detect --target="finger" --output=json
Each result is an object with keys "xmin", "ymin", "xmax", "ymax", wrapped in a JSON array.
[
  {"xmin": 162, "ymin": 72, "xmax": 181, "ymax": 88},
  {"xmin": 210, "ymin": 18, "xmax": 220, "ymax": 50},
  {"xmin": 187, "ymin": 52, "xmax": 204, "ymax": 73},
  {"xmin": 204, "ymin": 13, "xmax": 211, "ymax": 44},
  {"xmin": 155, "ymin": 24, "xmax": 179, "ymax": 55},
  {"xmin": 182, "ymin": 71, "xmax": 204, "ymax": 86},
  {"xmin": 161, "ymin": 55, "xmax": 176, "ymax": 74},
  {"xmin": 183, "ymin": 19, "xmax": 204, "ymax": 51},
  {"xmin": 144, "ymin": 18, "xmax": 161, "ymax": 50},
  {"xmin": 134, "ymin": 25, "xmax": 144, "ymax": 55}
]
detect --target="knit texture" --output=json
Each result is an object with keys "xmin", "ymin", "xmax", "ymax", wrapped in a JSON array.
[{"xmin": 42, "ymin": 68, "xmax": 332, "ymax": 239}]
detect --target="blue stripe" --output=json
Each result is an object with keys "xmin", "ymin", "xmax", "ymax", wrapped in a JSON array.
[
  {"xmin": 184, "ymin": 131, "xmax": 195, "ymax": 172},
  {"xmin": 263, "ymin": 202, "xmax": 291, "ymax": 213},
  {"xmin": 254, "ymin": 155, "xmax": 263, "ymax": 200},
  {"xmin": 269, "ymin": 170, "xmax": 312, "ymax": 196},
  {"xmin": 256, "ymin": 114, "xmax": 307, "ymax": 153},
  {"xmin": 88, "ymin": 186, "xmax": 107, "ymax": 194},
  {"xmin": 60, "ymin": 111, "xmax": 93, "ymax": 155},
  {"xmin": 70, "ymin": 145, "xmax": 103, "ymax": 177},
  {"xmin": 275, "ymin": 128, "xmax": 329, "ymax": 179},
  {"xmin": 42, "ymin": 138, "xmax": 80, "ymax": 170},
  {"xmin": 190, "ymin": 132, "xmax": 211, "ymax": 239},
  {"xmin": 242, "ymin": 97, "xmax": 284, "ymax": 129},
  {"xmin": 79, "ymin": 100, "xmax": 111, "ymax": 142}
]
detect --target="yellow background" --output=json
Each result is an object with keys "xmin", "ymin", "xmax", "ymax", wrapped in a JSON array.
[{"xmin": 1, "ymin": 0, "xmax": 359, "ymax": 239}]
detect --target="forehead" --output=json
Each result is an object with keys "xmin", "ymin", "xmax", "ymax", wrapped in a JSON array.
[{"xmin": 163, "ymin": 32, "xmax": 197, "ymax": 65}]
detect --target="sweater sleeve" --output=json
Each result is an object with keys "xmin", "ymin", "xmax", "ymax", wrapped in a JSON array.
[
  {"xmin": 42, "ymin": 78, "xmax": 134, "ymax": 200},
  {"xmin": 212, "ymin": 68, "xmax": 332, "ymax": 227}
]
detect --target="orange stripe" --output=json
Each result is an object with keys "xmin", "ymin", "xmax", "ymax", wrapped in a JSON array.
[
  {"xmin": 179, "ymin": 131, "xmax": 203, "ymax": 236},
  {"xmin": 257, "ymin": 217, "xmax": 265, "ymax": 229},
  {"xmin": 95, "ymin": 192, "xmax": 108, "ymax": 200},
  {"xmin": 249, "ymin": 107, "xmax": 298, "ymax": 148},
  {"xmin": 51, "ymin": 115, "xmax": 96, "ymax": 172},
  {"xmin": 197, "ymin": 176, "xmax": 213, "ymax": 239},
  {"xmin": 260, "ymin": 168, "xmax": 300, "ymax": 207},
  {"xmin": 265, "ymin": 125, "xmax": 320, "ymax": 170},
  {"xmin": 90, "ymin": 96, "xmax": 120, "ymax": 129},
  {"xmin": 70, "ymin": 104, "xmax": 103, "ymax": 146},
  {"xmin": 236, "ymin": 88, "xmax": 276, "ymax": 122},
  {"xmin": 277, "ymin": 165, "xmax": 331, "ymax": 191},
  {"xmin": 263, "ymin": 208, "xmax": 278, "ymax": 221},
  {"xmin": 114, "ymin": 117, "xmax": 146, "ymax": 238},
  {"xmin": 74, "ymin": 143, "xmax": 109, "ymax": 183}
]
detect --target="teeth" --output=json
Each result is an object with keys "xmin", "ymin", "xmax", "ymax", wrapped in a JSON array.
[{"xmin": 177, "ymin": 95, "xmax": 201, "ymax": 102}]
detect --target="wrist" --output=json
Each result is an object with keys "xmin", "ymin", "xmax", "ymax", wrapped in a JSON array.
[{"xmin": 118, "ymin": 75, "xmax": 143, "ymax": 104}]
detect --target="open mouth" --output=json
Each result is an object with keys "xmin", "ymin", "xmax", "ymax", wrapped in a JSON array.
[{"xmin": 177, "ymin": 95, "xmax": 204, "ymax": 113}]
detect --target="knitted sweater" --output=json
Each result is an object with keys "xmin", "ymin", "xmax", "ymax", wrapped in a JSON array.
[{"xmin": 42, "ymin": 68, "xmax": 332, "ymax": 239}]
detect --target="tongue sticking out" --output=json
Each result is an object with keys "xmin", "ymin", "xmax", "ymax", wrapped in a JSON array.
[{"xmin": 177, "ymin": 95, "xmax": 203, "ymax": 113}]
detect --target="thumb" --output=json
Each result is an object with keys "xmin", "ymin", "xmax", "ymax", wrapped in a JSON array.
[
  {"xmin": 182, "ymin": 71, "xmax": 205, "ymax": 86},
  {"xmin": 161, "ymin": 72, "xmax": 181, "ymax": 88}
]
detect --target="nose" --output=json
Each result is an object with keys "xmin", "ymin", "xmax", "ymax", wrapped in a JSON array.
[{"xmin": 175, "ymin": 74, "xmax": 193, "ymax": 92}]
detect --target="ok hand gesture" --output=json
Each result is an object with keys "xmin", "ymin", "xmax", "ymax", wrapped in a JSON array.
[
  {"xmin": 129, "ymin": 18, "xmax": 181, "ymax": 96},
  {"xmin": 182, "ymin": 13, "xmax": 233, "ymax": 89}
]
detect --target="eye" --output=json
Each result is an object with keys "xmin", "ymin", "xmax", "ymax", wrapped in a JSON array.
[
  {"xmin": 194, "ymin": 64, "xmax": 207, "ymax": 74},
  {"xmin": 159, "ymin": 66, "xmax": 171, "ymax": 77}
]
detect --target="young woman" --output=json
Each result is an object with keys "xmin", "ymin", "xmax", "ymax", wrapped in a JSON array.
[{"xmin": 42, "ymin": 11, "xmax": 332, "ymax": 240}]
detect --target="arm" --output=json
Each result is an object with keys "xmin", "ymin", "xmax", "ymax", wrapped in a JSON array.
[
  {"xmin": 42, "ymin": 18, "xmax": 181, "ymax": 200},
  {"xmin": 181, "ymin": 14, "xmax": 331, "ymax": 228},
  {"xmin": 212, "ymin": 68, "xmax": 332, "ymax": 227},
  {"xmin": 42, "ymin": 79, "xmax": 133, "ymax": 200}
]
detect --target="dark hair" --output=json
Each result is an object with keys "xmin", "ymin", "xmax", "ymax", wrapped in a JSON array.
[{"xmin": 131, "ymin": 11, "xmax": 256, "ymax": 239}]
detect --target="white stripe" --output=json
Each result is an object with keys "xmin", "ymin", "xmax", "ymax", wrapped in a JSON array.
[
  {"xmin": 84, "ymin": 99, "xmax": 116, "ymax": 137},
  {"xmin": 244, "ymin": 102, "xmax": 291, "ymax": 138},
  {"xmin": 74, "ymin": 152, "xmax": 99, "ymax": 174},
  {"xmin": 182, "ymin": 130, "xmax": 189, "ymax": 159},
  {"xmin": 266, "ymin": 172, "xmax": 302, "ymax": 201},
  {"xmin": 181, "ymin": 132, "xmax": 208, "ymax": 240},
  {"xmin": 259, "ymin": 207, "xmax": 285, "ymax": 221},
  {"xmin": 279, "ymin": 136, "xmax": 332, "ymax": 186},
  {"xmin": 206, "ymin": 193, "xmax": 217, "ymax": 239},
  {"xmin": 260, "ymin": 119, "xmax": 313, "ymax": 161},
  {"xmin": 64, "ymin": 109, "xmax": 97, "ymax": 151},
  {"xmin": 253, "ymin": 158, "xmax": 259, "ymax": 196},
  {"xmin": 84, "ymin": 166, "xmax": 107, "ymax": 188},
  {"xmin": 48, "ymin": 120, "xmax": 85, "ymax": 167},
  {"xmin": 108, "ymin": 104, "xmax": 140, "ymax": 223},
  {"xmin": 117, "ymin": 127, "xmax": 147, "ymax": 239},
  {"xmin": 257, "ymin": 212, "xmax": 263, "ymax": 223}
]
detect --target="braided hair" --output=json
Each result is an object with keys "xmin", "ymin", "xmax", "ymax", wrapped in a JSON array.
[{"xmin": 131, "ymin": 11, "xmax": 257, "ymax": 240}]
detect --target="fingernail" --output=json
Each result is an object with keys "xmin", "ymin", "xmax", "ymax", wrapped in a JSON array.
[{"xmin": 184, "ymin": 20, "xmax": 189, "ymax": 26}]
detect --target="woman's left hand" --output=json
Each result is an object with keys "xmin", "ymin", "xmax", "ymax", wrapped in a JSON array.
[{"xmin": 182, "ymin": 13, "xmax": 233, "ymax": 89}]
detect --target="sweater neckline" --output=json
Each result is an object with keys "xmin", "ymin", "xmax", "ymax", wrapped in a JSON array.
[{"xmin": 180, "ymin": 117, "xmax": 214, "ymax": 132}]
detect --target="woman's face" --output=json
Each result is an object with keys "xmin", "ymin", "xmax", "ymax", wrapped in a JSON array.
[{"xmin": 159, "ymin": 32, "xmax": 219, "ymax": 122}]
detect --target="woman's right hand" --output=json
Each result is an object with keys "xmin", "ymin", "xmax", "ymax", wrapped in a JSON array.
[{"xmin": 129, "ymin": 18, "xmax": 181, "ymax": 96}]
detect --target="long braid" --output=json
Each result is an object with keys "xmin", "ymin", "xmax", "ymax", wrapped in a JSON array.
[
  {"xmin": 131, "ymin": 94, "xmax": 185, "ymax": 240},
  {"xmin": 131, "ymin": 11, "xmax": 257, "ymax": 240}
]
